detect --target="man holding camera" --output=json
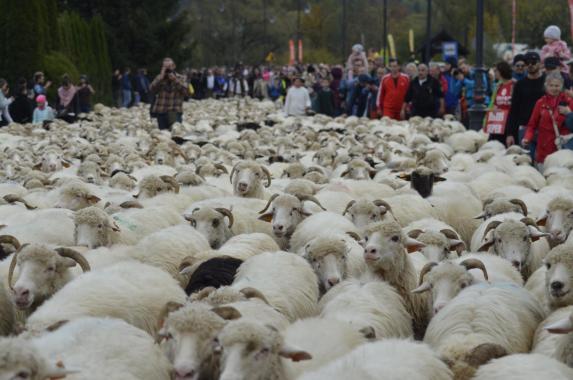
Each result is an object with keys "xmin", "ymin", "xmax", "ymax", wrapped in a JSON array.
[{"xmin": 150, "ymin": 57, "xmax": 189, "ymax": 130}]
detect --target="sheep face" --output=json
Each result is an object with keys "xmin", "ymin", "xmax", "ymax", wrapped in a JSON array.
[
  {"xmin": 303, "ymin": 237, "xmax": 348, "ymax": 292},
  {"xmin": 282, "ymin": 163, "xmax": 305, "ymax": 179},
  {"xmin": 259, "ymin": 195, "xmax": 307, "ymax": 239},
  {"xmin": 160, "ymin": 303, "xmax": 239, "ymax": 380},
  {"xmin": 340, "ymin": 160, "xmax": 375, "ymax": 180},
  {"xmin": 362, "ymin": 221, "xmax": 424, "ymax": 272},
  {"xmin": 10, "ymin": 246, "xmax": 76, "ymax": 310},
  {"xmin": 74, "ymin": 207, "xmax": 120, "ymax": 248},
  {"xmin": 544, "ymin": 245, "xmax": 573, "ymax": 309},
  {"xmin": 344, "ymin": 200, "xmax": 390, "ymax": 229},
  {"xmin": 414, "ymin": 262, "xmax": 474, "ymax": 315},
  {"xmin": 136, "ymin": 175, "xmax": 178, "ymax": 199},
  {"xmin": 539, "ymin": 198, "xmax": 573, "ymax": 246},
  {"xmin": 34, "ymin": 150, "xmax": 68, "ymax": 173},
  {"xmin": 402, "ymin": 168, "xmax": 446, "ymax": 198},
  {"xmin": 77, "ymin": 161, "xmax": 102, "ymax": 184},
  {"xmin": 0, "ymin": 338, "xmax": 74, "ymax": 380},
  {"xmin": 154, "ymin": 150, "xmax": 174, "ymax": 166},
  {"xmin": 217, "ymin": 321, "xmax": 310, "ymax": 380},
  {"xmin": 313, "ymin": 148, "xmax": 336, "ymax": 167},
  {"xmin": 478, "ymin": 199, "xmax": 526, "ymax": 220},
  {"xmin": 479, "ymin": 220, "xmax": 548, "ymax": 275},
  {"xmin": 185, "ymin": 207, "xmax": 233, "ymax": 249},
  {"xmin": 55, "ymin": 183, "xmax": 101, "ymax": 211},
  {"xmin": 231, "ymin": 162, "xmax": 270, "ymax": 198},
  {"xmin": 414, "ymin": 231, "xmax": 459, "ymax": 262}
]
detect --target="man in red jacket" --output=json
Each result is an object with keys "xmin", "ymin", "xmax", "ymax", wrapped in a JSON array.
[{"xmin": 376, "ymin": 58, "xmax": 410, "ymax": 120}]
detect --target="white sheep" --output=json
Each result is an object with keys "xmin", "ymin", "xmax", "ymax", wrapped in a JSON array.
[
  {"xmin": 319, "ymin": 279, "xmax": 413, "ymax": 339},
  {"xmin": 542, "ymin": 244, "xmax": 573, "ymax": 311},
  {"xmin": 532, "ymin": 305, "xmax": 573, "ymax": 366},
  {"xmin": 289, "ymin": 212, "xmax": 357, "ymax": 253},
  {"xmin": 537, "ymin": 196, "xmax": 573, "ymax": 247},
  {"xmin": 424, "ymin": 283, "xmax": 545, "ymax": 379},
  {"xmin": 0, "ymin": 208, "xmax": 76, "ymax": 246},
  {"xmin": 342, "ymin": 199, "xmax": 393, "ymax": 228},
  {"xmin": 0, "ymin": 279, "xmax": 14, "ymax": 336},
  {"xmin": 404, "ymin": 218, "xmax": 465, "ymax": 261},
  {"xmin": 473, "ymin": 353, "xmax": 573, "ymax": 380},
  {"xmin": 231, "ymin": 251, "xmax": 319, "ymax": 322},
  {"xmin": 26, "ymin": 261, "xmax": 187, "ymax": 336},
  {"xmin": 298, "ymin": 339, "xmax": 454, "ymax": 380},
  {"xmin": 230, "ymin": 160, "xmax": 272, "ymax": 198}
]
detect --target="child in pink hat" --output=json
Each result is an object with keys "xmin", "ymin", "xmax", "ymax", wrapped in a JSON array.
[
  {"xmin": 33, "ymin": 95, "xmax": 55, "ymax": 124},
  {"xmin": 541, "ymin": 25, "xmax": 572, "ymax": 74}
]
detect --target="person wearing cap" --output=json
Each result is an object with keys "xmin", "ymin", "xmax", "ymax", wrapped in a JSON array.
[
  {"xmin": 283, "ymin": 77, "xmax": 311, "ymax": 117},
  {"xmin": 442, "ymin": 57, "xmax": 463, "ymax": 116},
  {"xmin": 506, "ymin": 52, "xmax": 546, "ymax": 150},
  {"xmin": 9, "ymin": 78, "xmax": 34, "ymax": 124},
  {"xmin": 32, "ymin": 95, "xmax": 55, "ymax": 125},
  {"xmin": 512, "ymin": 54, "xmax": 527, "ymax": 82},
  {"xmin": 541, "ymin": 25, "xmax": 571, "ymax": 74},
  {"xmin": 402, "ymin": 63, "xmax": 444, "ymax": 119},
  {"xmin": 544, "ymin": 56, "xmax": 572, "ymax": 90},
  {"xmin": 376, "ymin": 58, "xmax": 410, "ymax": 120}
]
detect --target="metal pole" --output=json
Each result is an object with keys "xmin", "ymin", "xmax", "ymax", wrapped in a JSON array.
[
  {"xmin": 263, "ymin": 0, "xmax": 267, "ymax": 61},
  {"xmin": 425, "ymin": 0, "xmax": 432, "ymax": 63},
  {"xmin": 383, "ymin": 0, "xmax": 388, "ymax": 63},
  {"xmin": 468, "ymin": 0, "xmax": 487, "ymax": 130},
  {"xmin": 297, "ymin": 0, "xmax": 301, "ymax": 51},
  {"xmin": 342, "ymin": 0, "xmax": 347, "ymax": 61}
]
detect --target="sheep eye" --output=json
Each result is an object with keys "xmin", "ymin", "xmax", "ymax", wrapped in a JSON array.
[
  {"xmin": 497, "ymin": 238, "xmax": 502, "ymax": 243},
  {"xmin": 189, "ymin": 219, "xmax": 197, "ymax": 227},
  {"xmin": 212, "ymin": 219, "xmax": 220, "ymax": 228},
  {"xmin": 391, "ymin": 235, "xmax": 400, "ymax": 242},
  {"xmin": 546, "ymin": 263, "xmax": 552, "ymax": 270},
  {"xmin": 460, "ymin": 283, "xmax": 467, "ymax": 289},
  {"xmin": 523, "ymin": 236, "xmax": 528, "ymax": 242},
  {"xmin": 97, "ymin": 224, "xmax": 103, "ymax": 229},
  {"xmin": 15, "ymin": 371, "xmax": 30, "ymax": 379},
  {"xmin": 255, "ymin": 172, "xmax": 260, "ymax": 177},
  {"xmin": 156, "ymin": 187, "xmax": 162, "ymax": 192},
  {"xmin": 46, "ymin": 266, "xmax": 55, "ymax": 272},
  {"xmin": 364, "ymin": 236, "xmax": 369, "ymax": 242}
]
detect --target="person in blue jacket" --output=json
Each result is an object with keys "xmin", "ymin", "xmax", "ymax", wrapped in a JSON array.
[{"xmin": 443, "ymin": 57, "xmax": 463, "ymax": 115}]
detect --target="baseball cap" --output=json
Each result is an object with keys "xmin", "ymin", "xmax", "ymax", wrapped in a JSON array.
[
  {"xmin": 512, "ymin": 54, "xmax": 526, "ymax": 65},
  {"xmin": 524, "ymin": 52, "xmax": 541, "ymax": 64},
  {"xmin": 544, "ymin": 56, "xmax": 561, "ymax": 70}
]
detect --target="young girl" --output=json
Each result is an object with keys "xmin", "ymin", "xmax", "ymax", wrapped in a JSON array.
[
  {"xmin": 33, "ymin": 95, "xmax": 55, "ymax": 124},
  {"xmin": 541, "ymin": 25, "xmax": 572, "ymax": 74}
]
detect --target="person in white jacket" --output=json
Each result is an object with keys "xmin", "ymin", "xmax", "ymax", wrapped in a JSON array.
[
  {"xmin": 284, "ymin": 77, "xmax": 311, "ymax": 116},
  {"xmin": 0, "ymin": 78, "xmax": 13, "ymax": 126}
]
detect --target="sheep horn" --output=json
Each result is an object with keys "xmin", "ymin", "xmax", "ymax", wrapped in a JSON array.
[
  {"xmin": 482, "ymin": 198, "xmax": 495, "ymax": 208},
  {"xmin": 119, "ymin": 201, "xmax": 144, "ymax": 209},
  {"xmin": 8, "ymin": 243, "xmax": 29, "ymax": 290},
  {"xmin": 194, "ymin": 164, "xmax": 204, "ymax": 175},
  {"xmin": 340, "ymin": 168, "xmax": 352, "ymax": 178},
  {"xmin": 296, "ymin": 194, "xmax": 326, "ymax": 211},
  {"xmin": 509, "ymin": 199, "xmax": 528, "ymax": 216},
  {"xmin": 155, "ymin": 301, "xmax": 184, "ymax": 343},
  {"xmin": 3, "ymin": 194, "xmax": 36, "ymax": 210},
  {"xmin": 215, "ymin": 208, "xmax": 234, "ymax": 228},
  {"xmin": 345, "ymin": 231, "xmax": 361, "ymax": 241},
  {"xmin": 407, "ymin": 229, "xmax": 425, "ymax": 239},
  {"xmin": 55, "ymin": 248, "xmax": 91, "ymax": 273},
  {"xmin": 214, "ymin": 163, "xmax": 228, "ymax": 174},
  {"xmin": 460, "ymin": 258, "xmax": 489, "ymax": 281},
  {"xmin": 0, "ymin": 235, "xmax": 21, "ymax": 250},
  {"xmin": 179, "ymin": 256, "xmax": 196, "ymax": 274},
  {"xmin": 418, "ymin": 262, "xmax": 438, "ymax": 285},
  {"xmin": 240, "ymin": 287, "xmax": 270, "ymax": 304},
  {"xmin": 342, "ymin": 200, "xmax": 356, "ymax": 216},
  {"xmin": 258, "ymin": 193, "xmax": 280, "ymax": 214},
  {"xmin": 171, "ymin": 144, "xmax": 189, "ymax": 161},
  {"xmin": 520, "ymin": 217, "xmax": 537, "ymax": 227},
  {"xmin": 373, "ymin": 199, "xmax": 393, "ymax": 213},
  {"xmin": 440, "ymin": 229, "xmax": 459, "ymax": 240},
  {"xmin": 160, "ymin": 175, "xmax": 180, "ymax": 194},
  {"xmin": 483, "ymin": 220, "xmax": 502, "ymax": 237},
  {"xmin": 261, "ymin": 166, "xmax": 272, "ymax": 187},
  {"xmin": 229, "ymin": 163, "xmax": 239, "ymax": 184}
]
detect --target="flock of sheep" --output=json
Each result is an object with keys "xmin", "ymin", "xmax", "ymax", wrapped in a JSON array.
[{"xmin": 0, "ymin": 97, "xmax": 573, "ymax": 380}]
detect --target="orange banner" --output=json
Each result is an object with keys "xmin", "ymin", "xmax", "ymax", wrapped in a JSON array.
[
  {"xmin": 289, "ymin": 39, "xmax": 295, "ymax": 65},
  {"xmin": 298, "ymin": 39, "xmax": 303, "ymax": 63}
]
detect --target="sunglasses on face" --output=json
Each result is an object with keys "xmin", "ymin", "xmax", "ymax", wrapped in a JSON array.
[
  {"xmin": 526, "ymin": 61, "xmax": 539, "ymax": 66},
  {"xmin": 514, "ymin": 64, "xmax": 525, "ymax": 68}
]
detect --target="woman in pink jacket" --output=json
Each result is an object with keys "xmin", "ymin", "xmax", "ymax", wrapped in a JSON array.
[{"xmin": 541, "ymin": 25, "xmax": 572, "ymax": 74}]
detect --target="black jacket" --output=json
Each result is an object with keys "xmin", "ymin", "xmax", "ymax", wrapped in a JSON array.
[
  {"xmin": 9, "ymin": 94, "xmax": 33, "ymax": 124},
  {"xmin": 405, "ymin": 76, "xmax": 443, "ymax": 118}
]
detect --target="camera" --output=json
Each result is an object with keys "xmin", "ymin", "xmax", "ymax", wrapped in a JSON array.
[{"xmin": 165, "ymin": 69, "xmax": 173, "ymax": 75}]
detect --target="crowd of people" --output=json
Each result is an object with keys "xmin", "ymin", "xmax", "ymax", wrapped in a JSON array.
[{"xmin": 1, "ymin": 25, "xmax": 572, "ymax": 169}]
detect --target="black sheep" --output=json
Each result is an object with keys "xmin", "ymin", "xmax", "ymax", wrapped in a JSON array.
[{"xmin": 184, "ymin": 256, "xmax": 243, "ymax": 296}]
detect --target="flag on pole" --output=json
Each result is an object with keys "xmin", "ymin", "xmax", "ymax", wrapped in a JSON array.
[
  {"xmin": 388, "ymin": 34, "xmax": 396, "ymax": 59},
  {"xmin": 298, "ymin": 40, "xmax": 303, "ymax": 63},
  {"xmin": 289, "ymin": 39, "xmax": 295, "ymax": 65}
]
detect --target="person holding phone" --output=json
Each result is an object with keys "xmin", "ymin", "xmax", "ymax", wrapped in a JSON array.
[
  {"xmin": 522, "ymin": 72, "xmax": 573, "ymax": 169},
  {"xmin": 150, "ymin": 57, "xmax": 189, "ymax": 130}
]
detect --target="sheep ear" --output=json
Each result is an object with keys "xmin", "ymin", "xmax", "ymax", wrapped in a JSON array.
[
  {"xmin": 86, "ymin": 195, "xmax": 101, "ymax": 205},
  {"xmin": 279, "ymin": 345, "xmax": 312, "ymax": 362},
  {"xmin": 33, "ymin": 162, "xmax": 43, "ymax": 170},
  {"xmin": 258, "ymin": 213, "xmax": 273, "ymax": 223},
  {"xmin": 45, "ymin": 320, "xmax": 69, "ymax": 332},
  {"xmin": 473, "ymin": 213, "xmax": 486, "ymax": 220},
  {"xmin": 110, "ymin": 221, "xmax": 121, "ymax": 232},
  {"xmin": 61, "ymin": 160, "xmax": 71, "ymax": 168},
  {"xmin": 465, "ymin": 343, "xmax": 507, "ymax": 368},
  {"xmin": 536, "ymin": 212, "xmax": 547, "ymax": 227},
  {"xmin": 545, "ymin": 317, "xmax": 573, "ymax": 334},
  {"xmin": 211, "ymin": 306, "xmax": 242, "ymax": 320},
  {"xmin": 435, "ymin": 176, "xmax": 447, "ymax": 182},
  {"xmin": 405, "ymin": 237, "xmax": 425, "ymax": 253},
  {"xmin": 528, "ymin": 225, "xmax": 550, "ymax": 242},
  {"xmin": 449, "ymin": 240, "xmax": 466, "ymax": 255},
  {"xmin": 477, "ymin": 239, "xmax": 494, "ymax": 252}
]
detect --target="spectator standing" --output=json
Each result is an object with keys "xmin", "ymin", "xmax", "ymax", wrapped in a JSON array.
[
  {"xmin": 227, "ymin": 70, "xmax": 249, "ymax": 97},
  {"xmin": 77, "ymin": 75, "xmax": 95, "ymax": 113},
  {"xmin": 405, "ymin": 62, "xmax": 418, "ymax": 80},
  {"xmin": 213, "ymin": 68, "xmax": 228, "ymax": 99},
  {"xmin": 111, "ymin": 69, "xmax": 122, "ymax": 107},
  {"xmin": 346, "ymin": 74, "xmax": 371, "ymax": 117},
  {"xmin": 402, "ymin": 63, "xmax": 444, "ymax": 119},
  {"xmin": 541, "ymin": 25, "xmax": 571, "ymax": 74},
  {"xmin": 522, "ymin": 72, "xmax": 573, "ymax": 168},
  {"xmin": 267, "ymin": 75, "xmax": 285, "ymax": 101},
  {"xmin": 32, "ymin": 95, "xmax": 55, "ymax": 124},
  {"xmin": 150, "ymin": 57, "xmax": 189, "ymax": 131},
  {"xmin": 512, "ymin": 54, "xmax": 527, "ymax": 81},
  {"xmin": 346, "ymin": 44, "xmax": 369, "ymax": 81},
  {"xmin": 9, "ymin": 79, "xmax": 33, "ymax": 124},
  {"xmin": 0, "ymin": 79, "xmax": 12, "ymax": 126},
  {"xmin": 121, "ymin": 68, "xmax": 132, "ymax": 108},
  {"xmin": 33, "ymin": 72, "xmax": 51, "ymax": 98},
  {"xmin": 376, "ymin": 59, "xmax": 409, "ymax": 120},
  {"xmin": 486, "ymin": 61, "xmax": 514, "ymax": 145},
  {"xmin": 57, "ymin": 74, "xmax": 78, "ymax": 120},
  {"xmin": 544, "ymin": 57, "xmax": 572, "ymax": 90},
  {"xmin": 315, "ymin": 78, "xmax": 336, "ymax": 117},
  {"xmin": 443, "ymin": 57, "xmax": 463, "ymax": 116},
  {"xmin": 506, "ymin": 52, "xmax": 546, "ymax": 149},
  {"xmin": 330, "ymin": 66, "xmax": 344, "ymax": 116},
  {"xmin": 135, "ymin": 69, "xmax": 151, "ymax": 103},
  {"xmin": 205, "ymin": 69, "xmax": 215, "ymax": 98},
  {"xmin": 284, "ymin": 77, "xmax": 311, "ymax": 116}
]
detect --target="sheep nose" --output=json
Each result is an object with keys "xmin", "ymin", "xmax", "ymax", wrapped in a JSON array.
[
  {"xmin": 174, "ymin": 368, "xmax": 196, "ymax": 379},
  {"xmin": 364, "ymin": 247, "xmax": 379, "ymax": 261},
  {"xmin": 238, "ymin": 182, "xmax": 248, "ymax": 191},
  {"xmin": 274, "ymin": 224, "xmax": 284, "ymax": 232},
  {"xmin": 14, "ymin": 287, "xmax": 29, "ymax": 298},
  {"xmin": 327, "ymin": 277, "xmax": 340, "ymax": 287},
  {"xmin": 157, "ymin": 159, "xmax": 164, "ymax": 164},
  {"xmin": 551, "ymin": 281, "xmax": 564, "ymax": 291},
  {"xmin": 511, "ymin": 260, "xmax": 522, "ymax": 269}
]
